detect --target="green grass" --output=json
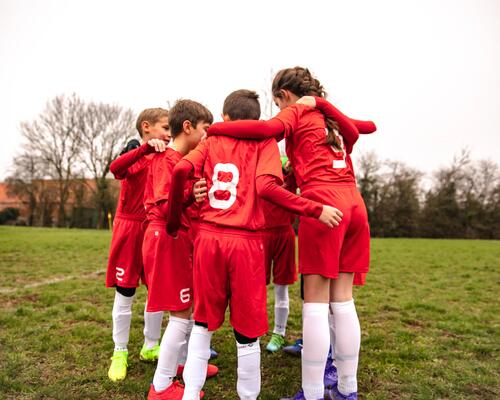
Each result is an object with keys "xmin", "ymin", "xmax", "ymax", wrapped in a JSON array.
[{"xmin": 0, "ymin": 226, "xmax": 499, "ymax": 399}]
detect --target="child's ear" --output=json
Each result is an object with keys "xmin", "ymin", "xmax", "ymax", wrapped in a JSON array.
[
  {"xmin": 222, "ymin": 114, "xmax": 231, "ymax": 122},
  {"xmin": 142, "ymin": 121, "xmax": 150, "ymax": 134},
  {"xmin": 182, "ymin": 120, "xmax": 192, "ymax": 134}
]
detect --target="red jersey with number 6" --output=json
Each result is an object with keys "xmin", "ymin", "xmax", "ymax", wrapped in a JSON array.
[{"xmin": 183, "ymin": 136, "xmax": 283, "ymax": 231}]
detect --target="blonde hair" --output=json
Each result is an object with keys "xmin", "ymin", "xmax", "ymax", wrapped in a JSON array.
[{"xmin": 135, "ymin": 108, "xmax": 169, "ymax": 137}]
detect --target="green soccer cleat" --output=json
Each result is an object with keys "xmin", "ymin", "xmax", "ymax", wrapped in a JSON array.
[
  {"xmin": 140, "ymin": 343, "xmax": 160, "ymax": 362},
  {"xmin": 266, "ymin": 333, "xmax": 285, "ymax": 352},
  {"xmin": 108, "ymin": 350, "xmax": 128, "ymax": 382}
]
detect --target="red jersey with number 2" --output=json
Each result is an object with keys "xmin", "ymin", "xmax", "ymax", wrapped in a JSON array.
[{"xmin": 277, "ymin": 104, "xmax": 356, "ymax": 189}]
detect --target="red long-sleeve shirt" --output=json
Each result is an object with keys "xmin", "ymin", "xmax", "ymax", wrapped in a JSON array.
[{"xmin": 109, "ymin": 142, "xmax": 154, "ymax": 218}]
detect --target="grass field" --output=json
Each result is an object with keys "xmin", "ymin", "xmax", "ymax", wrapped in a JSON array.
[{"xmin": 0, "ymin": 226, "xmax": 499, "ymax": 399}]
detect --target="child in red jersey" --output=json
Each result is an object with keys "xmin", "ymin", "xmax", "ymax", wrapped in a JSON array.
[
  {"xmin": 166, "ymin": 90, "xmax": 342, "ymax": 400},
  {"xmin": 106, "ymin": 108, "xmax": 170, "ymax": 382},
  {"xmin": 143, "ymin": 100, "xmax": 217, "ymax": 400},
  {"xmin": 263, "ymin": 155, "xmax": 298, "ymax": 353},
  {"xmin": 206, "ymin": 67, "xmax": 376, "ymax": 400}
]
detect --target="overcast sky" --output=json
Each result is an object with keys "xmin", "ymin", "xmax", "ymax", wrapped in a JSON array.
[{"xmin": 0, "ymin": 0, "xmax": 499, "ymax": 180}]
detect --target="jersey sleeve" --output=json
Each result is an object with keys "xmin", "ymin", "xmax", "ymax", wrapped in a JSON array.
[
  {"xmin": 109, "ymin": 142, "xmax": 153, "ymax": 179},
  {"xmin": 183, "ymin": 140, "xmax": 209, "ymax": 178},
  {"xmin": 273, "ymin": 105, "xmax": 302, "ymax": 139},
  {"xmin": 256, "ymin": 175, "xmax": 322, "ymax": 219},
  {"xmin": 349, "ymin": 118, "xmax": 377, "ymax": 134},
  {"xmin": 256, "ymin": 139, "xmax": 284, "ymax": 184},
  {"xmin": 314, "ymin": 97, "xmax": 359, "ymax": 152},
  {"xmin": 206, "ymin": 119, "xmax": 285, "ymax": 140},
  {"xmin": 166, "ymin": 159, "xmax": 195, "ymax": 237}
]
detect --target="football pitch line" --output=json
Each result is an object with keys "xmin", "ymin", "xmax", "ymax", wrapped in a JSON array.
[{"xmin": 0, "ymin": 269, "xmax": 105, "ymax": 294}]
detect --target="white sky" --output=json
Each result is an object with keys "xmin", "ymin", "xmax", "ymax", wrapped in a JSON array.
[{"xmin": 0, "ymin": 0, "xmax": 499, "ymax": 180}]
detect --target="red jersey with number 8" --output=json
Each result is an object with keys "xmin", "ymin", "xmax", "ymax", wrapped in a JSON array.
[{"xmin": 183, "ymin": 136, "xmax": 283, "ymax": 230}]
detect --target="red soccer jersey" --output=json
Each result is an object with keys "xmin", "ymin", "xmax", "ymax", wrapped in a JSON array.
[
  {"xmin": 110, "ymin": 143, "xmax": 155, "ymax": 218},
  {"xmin": 183, "ymin": 136, "xmax": 283, "ymax": 231},
  {"xmin": 144, "ymin": 147, "xmax": 190, "ymax": 228},
  {"xmin": 277, "ymin": 104, "xmax": 356, "ymax": 190}
]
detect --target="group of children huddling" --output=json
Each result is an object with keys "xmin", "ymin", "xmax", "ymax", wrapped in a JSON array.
[{"xmin": 104, "ymin": 66, "xmax": 376, "ymax": 400}]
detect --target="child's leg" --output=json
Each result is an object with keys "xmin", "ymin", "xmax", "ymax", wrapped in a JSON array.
[
  {"xmin": 182, "ymin": 323, "xmax": 213, "ymax": 400},
  {"xmin": 143, "ymin": 301, "xmax": 164, "ymax": 349},
  {"xmin": 112, "ymin": 286, "xmax": 136, "ymax": 350},
  {"xmin": 273, "ymin": 284, "xmax": 289, "ymax": 336},
  {"xmin": 302, "ymin": 274, "xmax": 330, "ymax": 399},
  {"xmin": 177, "ymin": 318, "xmax": 194, "ymax": 366},
  {"xmin": 331, "ymin": 273, "xmax": 360, "ymax": 396},
  {"xmin": 152, "ymin": 308, "xmax": 192, "ymax": 391},
  {"xmin": 234, "ymin": 330, "xmax": 261, "ymax": 400}
]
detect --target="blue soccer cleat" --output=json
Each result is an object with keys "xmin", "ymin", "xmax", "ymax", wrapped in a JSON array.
[
  {"xmin": 282, "ymin": 338, "xmax": 302, "ymax": 357},
  {"xmin": 280, "ymin": 388, "xmax": 323, "ymax": 400},
  {"xmin": 210, "ymin": 347, "xmax": 218, "ymax": 359},
  {"xmin": 324, "ymin": 348, "xmax": 338, "ymax": 389},
  {"xmin": 329, "ymin": 385, "xmax": 357, "ymax": 400}
]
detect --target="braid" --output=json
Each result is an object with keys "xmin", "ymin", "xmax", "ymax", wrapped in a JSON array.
[{"xmin": 273, "ymin": 66, "xmax": 341, "ymax": 150}]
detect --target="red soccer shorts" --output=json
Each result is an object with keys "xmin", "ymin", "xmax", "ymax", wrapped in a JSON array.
[
  {"xmin": 193, "ymin": 225, "xmax": 268, "ymax": 338},
  {"xmin": 143, "ymin": 221, "xmax": 193, "ymax": 312},
  {"xmin": 264, "ymin": 225, "xmax": 297, "ymax": 285},
  {"xmin": 298, "ymin": 184, "xmax": 370, "ymax": 284},
  {"xmin": 106, "ymin": 214, "xmax": 146, "ymax": 288}
]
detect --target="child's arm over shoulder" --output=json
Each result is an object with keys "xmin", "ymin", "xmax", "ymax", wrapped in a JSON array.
[
  {"xmin": 110, "ymin": 140, "xmax": 165, "ymax": 179},
  {"xmin": 207, "ymin": 118, "xmax": 286, "ymax": 141}
]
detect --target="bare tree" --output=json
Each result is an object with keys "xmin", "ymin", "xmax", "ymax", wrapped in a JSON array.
[
  {"xmin": 6, "ymin": 153, "xmax": 55, "ymax": 226},
  {"xmin": 20, "ymin": 94, "xmax": 83, "ymax": 227},
  {"xmin": 78, "ymin": 101, "xmax": 136, "ymax": 228}
]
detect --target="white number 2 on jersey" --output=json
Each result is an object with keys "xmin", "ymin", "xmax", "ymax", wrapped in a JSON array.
[
  {"xmin": 327, "ymin": 128, "xmax": 347, "ymax": 169},
  {"xmin": 209, "ymin": 163, "xmax": 240, "ymax": 209}
]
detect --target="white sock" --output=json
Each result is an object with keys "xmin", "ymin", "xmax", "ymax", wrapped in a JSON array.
[
  {"xmin": 302, "ymin": 302, "xmax": 330, "ymax": 399},
  {"xmin": 273, "ymin": 284, "xmax": 289, "ymax": 336},
  {"xmin": 112, "ymin": 291, "xmax": 135, "ymax": 351},
  {"xmin": 328, "ymin": 306, "xmax": 336, "ymax": 365},
  {"xmin": 178, "ymin": 319, "xmax": 194, "ymax": 366},
  {"xmin": 182, "ymin": 325, "xmax": 213, "ymax": 400},
  {"xmin": 153, "ymin": 316, "xmax": 190, "ymax": 392},
  {"xmin": 332, "ymin": 300, "xmax": 360, "ymax": 395},
  {"xmin": 236, "ymin": 339, "xmax": 261, "ymax": 400},
  {"xmin": 143, "ymin": 302, "xmax": 164, "ymax": 349}
]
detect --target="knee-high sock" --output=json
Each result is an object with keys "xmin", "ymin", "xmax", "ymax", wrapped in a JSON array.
[
  {"xmin": 178, "ymin": 319, "xmax": 194, "ymax": 366},
  {"xmin": 112, "ymin": 291, "xmax": 135, "ymax": 351},
  {"xmin": 328, "ymin": 306, "xmax": 336, "ymax": 365},
  {"xmin": 332, "ymin": 300, "xmax": 360, "ymax": 395},
  {"xmin": 302, "ymin": 302, "xmax": 330, "ymax": 399},
  {"xmin": 153, "ymin": 316, "xmax": 190, "ymax": 391},
  {"xmin": 182, "ymin": 325, "xmax": 212, "ymax": 400},
  {"xmin": 143, "ymin": 302, "xmax": 164, "ymax": 349},
  {"xmin": 236, "ymin": 339, "xmax": 261, "ymax": 400},
  {"xmin": 273, "ymin": 284, "xmax": 289, "ymax": 336}
]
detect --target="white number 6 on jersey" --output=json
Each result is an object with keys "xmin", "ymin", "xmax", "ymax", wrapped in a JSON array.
[{"xmin": 209, "ymin": 163, "xmax": 240, "ymax": 210}]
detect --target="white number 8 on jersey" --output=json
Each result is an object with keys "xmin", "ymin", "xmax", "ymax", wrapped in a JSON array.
[{"xmin": 209, "ymin": 163, "xmax": 240, "ymax": 209}]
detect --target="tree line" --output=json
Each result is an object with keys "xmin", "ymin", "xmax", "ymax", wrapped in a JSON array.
[
  {"xmin": 357, "ymin": 151, "xmax": 499, "ymax": 239},
  {"xmin": 4, "ymin": 94, "xmax": 499, "ymax": 238}
]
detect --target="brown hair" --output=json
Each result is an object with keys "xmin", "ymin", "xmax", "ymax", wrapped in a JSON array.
[
  {"xmin": 168, "ymin": 99, "xmax": 214, "ymax": 138},
  {"xmin": 135, "ymin": 108, "xmax": 169, "ymax": 137},
  {"xmin": 223, "ymin": 89, "xmax": 261, "ymax": 120},
  {"xmin": 272, "ymin": 67, "xmax": 342, "ymax": 151}
]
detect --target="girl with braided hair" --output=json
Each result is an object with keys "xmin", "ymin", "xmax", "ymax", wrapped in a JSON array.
[{"xmin": 206, "ymin": 66, "xmax": 376, "ymax": 400}]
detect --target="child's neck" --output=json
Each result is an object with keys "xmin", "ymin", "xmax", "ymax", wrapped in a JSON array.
[{"xmin": 168, "ymin": 138, "xmax": 190, "ymax": 156}]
